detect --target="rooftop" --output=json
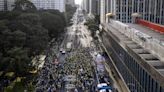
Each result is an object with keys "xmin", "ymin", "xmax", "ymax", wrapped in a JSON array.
[
  {"xmin": 126, "ymin": 23, "xmax": 164, "ymax": 41},
  {"xmin": 109, "ymin": 19, "xmax": 164, "ymax": 61}
]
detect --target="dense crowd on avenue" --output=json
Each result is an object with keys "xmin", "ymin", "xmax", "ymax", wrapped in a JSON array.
[
  {"xmin": 35, "ymin": 41, "xmax": 61, "ymax": 92},
  {"xmin": 63, "ymin": 48, "xmax": 96, "ymax": 92},
  {"xmin": 34, "ymin": 40, "xmax": 97, "ymax": 91}
]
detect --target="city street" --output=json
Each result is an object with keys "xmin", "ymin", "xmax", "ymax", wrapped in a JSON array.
[
  {"xmin": 1, "ymin": 0, "xmax": 163, "ymax": 92},
  {"xmin": 35, "ymin": 9, "xmax": 114, "ymax": 92}
]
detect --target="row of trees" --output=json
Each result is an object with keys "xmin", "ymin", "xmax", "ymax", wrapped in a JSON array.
[
  {"xmin": 84, "ymin": 15, "xmax": 100, "ymax": 39},
  {"xmin": 65, "ymin": 5, "xmax": 77, "ymax": 25},
  {"xmin": 0, "ymin": 0, "xmax": 76, "ymax": 78}
]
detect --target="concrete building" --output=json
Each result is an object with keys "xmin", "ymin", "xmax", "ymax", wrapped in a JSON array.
[
  {"xmin": 7, "ymin": 0, "xmax": 15, "ymax": 11},
  {"xmin": 0, "ymin": 0, "xmax": 15, "ymax": 11},
  {"xmin": 98, "ymin": 0, "xmax": 164, "ymax": 91},
  {"xmin": 0, "ymin": 0, "xmax": 5, "ymax": 11},
  {"xmin": 98, "ymin": 0, "xmax": 164, "ymax": 92},
  {"xmin": 100, "ymin": 19, "xmax": 164, "ymax": 92},
  {"xmin": 82, "ymin": 0, "xmax": 100, "ymax": 15},
  {"xmin": 31, "ymin": 0, "xmax": 65, "ymax": 12},
  {"xmin": 81, "ymin": 0, "xmax": 89, "ymax": 13},
  {"xmin": 66, "ymin": 0, "xmax": 75, "ymax": 7},
  {"xmin": 89, "ymin": 0, "xmax": 97, "ymax": 15},
  {"xmin": 100, "ymin": 0, "xmax": 164, "ymax": 25}
]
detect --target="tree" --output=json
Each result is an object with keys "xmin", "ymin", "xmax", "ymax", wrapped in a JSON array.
[
  {"xmin": 26, "ymin": 25, "xmax": 49, "ymax": 55},
  {"xmin": 40, "ymin": 12, "xmax": 65, "ymax": 38},
  {"xmin": 14, "ymin": 0, "xmax": 37, "ymax": 12},
  {"xmin": 65, "ymin": 5, "xmax": 76, "ymax": 24},
  {"xmin": 16, "ymin": 13, "xmax": 49, "ymax": 55},
  {"xmin": 6, "ymin": 47, "xmax": 30, "ymax": 75},
  {"xmin": 43, "ymin": 9, "xmax": 66, "ymax": 26},
  {"xmin": 11, "ymin": 30, "xmax": 26, "ymax": 47},
  {"xmin": 84, "ymin": 18, "xmax": 99, "ymax": 39}
]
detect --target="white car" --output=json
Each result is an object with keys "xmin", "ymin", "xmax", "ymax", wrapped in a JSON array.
[
  {"xmin": 62, "ymin": 50, "xmax": 66, "ymax": 54},
  {"xmin": 97, "ymin": 83, "xmax": 112, "ymax": 92}
]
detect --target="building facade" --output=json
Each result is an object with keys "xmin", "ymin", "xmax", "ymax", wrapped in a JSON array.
[
  {"xmin": 81, "ymin": 0, "xmax": 89, "ymax": 13},
  {"xmin": 99, "ymin": 0, "xmax": 164, "ymax": 91},
  {"xmin": 88, "ymin": 0, "xmax": 98, "ymax": 15},
  {"xmin": 100, "ymin": 0, "xmax": 164, "ymax": 25},
  {"xmin": 101, "ymin": 23, "xmax": 164, "ymax": 92},
  {"xmin": 0, "ymin": 0, "xmax": 15, "ymax": 11},
  {"xmin": 66, "ymin": 0, "xmax": 75, "ymax": 7},
  {"xmin": 31, "ymin": 0, "xmax": 65, "ymax": 12},
  {"xmin": 82, "ymin": 0, "xmax": 100, "ymax": 15},
  {"xmin": 0, "ymin": 0, "xmax": 5, "ymax": 11}
]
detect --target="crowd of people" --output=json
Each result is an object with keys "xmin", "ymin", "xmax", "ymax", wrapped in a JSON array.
[
  {"xmin": 63, "ymin": 48, "xmax": 96, "ymax": 92},
  {"xmin": 34, "ymin": 17, "xmax": 111, "ymax": 91},
  {"xmin": 35, "ymin": 41, "xmax": 62, "ymax": 92},
  {"xmin": 35, "ymin": 43, "xmax": 103, "ymax": 92}
]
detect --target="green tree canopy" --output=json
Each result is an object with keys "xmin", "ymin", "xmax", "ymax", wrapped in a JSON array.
[
  {"xmin": 16, "ymin": 13, "xmax": 49, "ymax": 55},
  {"xmin": 14, "ymin": 0, "xmax": 37, "ymax": 12},
  {"xmin": 40, "ymin": 12, "xmax": 65, "ymax": 38},
  {"xmin": 6, "ymin": 47, "xmax": 30, "ymax": 75}
]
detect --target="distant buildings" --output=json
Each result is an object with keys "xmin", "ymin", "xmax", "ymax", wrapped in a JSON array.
[
  {"xmin": 108, "ymin": 0, "xmax": 164, "ymax": 24},
  {"xmin": 82, "ymin": 0, "xmax": 164, "ymax": 25},
  {"xmin": 66, "ymin": 0, "xmax": 75, "ymax": 7},
  {"xmin": 81, "ymin": 0, "xmax": 100, "ymax": 15},
  {"xmin": 0, "ymin": 0, "xmax": 66, "ymax": 12},
  {"xmin": 0, "ymin": 0, "xmax": 15, "ymax": 11},
  {"xmin": 81, "ymin": 0, "xmax": 89, "ymax": 13},
  {"xmin": 0, "ymin": 0, "xmax": 5, "ymax": 11},
  {"xmin": 31, "ymin": 0, "xmax": 65, "ymax": 12}
]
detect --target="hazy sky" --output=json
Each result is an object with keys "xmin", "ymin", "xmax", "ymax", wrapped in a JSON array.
[{"xmin": 75, "ymin": 0, "xmax": 82, "ymax": 5}]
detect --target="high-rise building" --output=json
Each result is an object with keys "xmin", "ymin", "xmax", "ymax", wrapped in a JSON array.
[
  {"xmin": 66, "ymin": 0, "xmax": 75, "ymax": 7},
  {"xmin": 0, "ymin": 0, "xmax": 5, "ymax": 11},
  {"xmin": 0, "ymin": 0, "xmax": 15, "ymax": 11},
  {"xmin": 89, "ymin": 0, "xmax": 100, "ymax": 15},
  {"xmin": 99, "ymin": 0, "xmax": 164, "ymax": 92},
  {"xmin": 82, "ymin": 0, "xmax": 100, "ymax": 16},
  {"xmin": 31, "ymin": 0, "xmax": 65, "ymax": 12},
  {"xmin": 101, "ymin": 21, "xmax": 164, "ymax": 92},
  {"xmin": 81, "ymin": 0, "xmax": 89, "ymax": 13},
  {"xmin": 7, "ymin": 0, "xmax": 15, "ymax": 11},
  {"xmin": 100, "ymin": 0, "xmax": 164, "ymax": 25}
]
